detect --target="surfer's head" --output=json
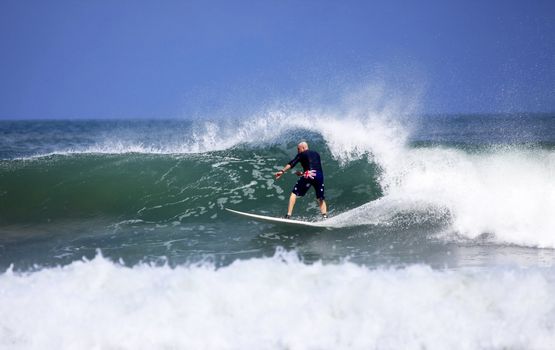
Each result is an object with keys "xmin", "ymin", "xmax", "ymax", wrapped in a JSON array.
[{"xmin": 297, "ymin": 141, "xmax": 309, "ymax": 153}]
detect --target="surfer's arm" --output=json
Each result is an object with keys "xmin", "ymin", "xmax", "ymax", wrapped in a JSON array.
[
  {"xmin": 288, "ymin": 154, "xmax": 304, "ymax": 176},
  {"xmin": 275, "ymin": 164, "xmax": 292, "ymax": 180},
  {"xmin": 276, "ymin": 153, "xmax": 301, "ymax": 179}
]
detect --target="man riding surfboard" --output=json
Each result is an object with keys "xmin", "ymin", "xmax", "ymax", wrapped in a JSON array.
[{"xmin": 275, "ymin": 141, "xmax": 328, "ymax": 219}]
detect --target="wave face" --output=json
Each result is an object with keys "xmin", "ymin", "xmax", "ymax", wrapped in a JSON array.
[
  {"xmin": 1, "ymin": 252, "xmax": 554, "ymax": 350},
  {"xmin": 2, "ymin": 114, "xmax": 555, "ymax": 250}
]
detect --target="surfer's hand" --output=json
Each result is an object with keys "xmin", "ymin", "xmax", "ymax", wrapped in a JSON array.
[{"xmin": 275, "ymin": 170, "xmax": 284, "ymax": 179}]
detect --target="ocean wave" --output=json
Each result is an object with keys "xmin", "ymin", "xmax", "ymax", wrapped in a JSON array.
[
  {"xmin": 2, "ymin": 110, "xmax": 555, "ymax": 248},
  {"xmin": 1, "ymin": 251, "xmax": 554, "ymax": 350}
]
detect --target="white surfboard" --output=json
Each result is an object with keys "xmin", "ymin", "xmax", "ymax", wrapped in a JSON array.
[{"xmin": 225, "ymin": 208, "xmax": 330, "ymax": 228}]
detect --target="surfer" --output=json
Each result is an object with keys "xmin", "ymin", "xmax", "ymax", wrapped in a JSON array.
[{"xmin": 275, "ymin": 141, "xmax": 328, "ymax": 219}]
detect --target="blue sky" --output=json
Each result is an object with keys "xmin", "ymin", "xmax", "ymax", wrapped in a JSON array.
[{"xmin": 0, "ymin": 0, "xmax": 554, "ymax": 119}]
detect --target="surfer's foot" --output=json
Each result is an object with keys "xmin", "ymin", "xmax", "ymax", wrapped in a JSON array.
[
  {"xmin": 284, "ymin": 214, "xmax": 291, "ymax": 219},
  {"xmin": 322, "ymin": 213, "xmax": 328, "ymax": 219}
]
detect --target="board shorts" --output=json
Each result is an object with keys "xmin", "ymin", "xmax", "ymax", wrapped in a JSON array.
[{"xmin": 292, "ymin": 170, "xmax": 325, "ymax": 200}]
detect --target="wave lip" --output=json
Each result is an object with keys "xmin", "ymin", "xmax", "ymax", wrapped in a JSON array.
[{"xmin": 1, "ymin": 252, "xmax": 554, "ymax": 349}]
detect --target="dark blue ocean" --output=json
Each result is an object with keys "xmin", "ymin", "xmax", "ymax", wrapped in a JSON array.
[{"xmin": 1, "ymin": 113, "xmax": 555, "ymax": 348}]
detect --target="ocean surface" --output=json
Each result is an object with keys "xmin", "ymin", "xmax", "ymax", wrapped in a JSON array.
[{"xmin": 1, "ymin": 112, "xmax": 555, "ymax": 349}]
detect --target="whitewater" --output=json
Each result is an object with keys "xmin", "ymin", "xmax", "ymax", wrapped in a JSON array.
[{"xmin": 1, "ymin": 251, "xmax": 555, "ymax": 350}]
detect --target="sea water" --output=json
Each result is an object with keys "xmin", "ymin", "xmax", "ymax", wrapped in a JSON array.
[{"xmin": 1, "ymin": 111, "xmax": 555, "ymax": 349}]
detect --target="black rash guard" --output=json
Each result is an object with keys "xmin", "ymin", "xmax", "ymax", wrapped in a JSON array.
[{"xmin": 287, "ymin": 150, "xmax": 323, "ymax": 173}]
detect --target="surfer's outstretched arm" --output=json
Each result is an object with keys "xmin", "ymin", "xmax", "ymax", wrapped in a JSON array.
[
  {"xmin": 275, "ymin": 145, "xmax": 305, "ymax": 179},
  {"xmin": 275, "ymin": 164, "xmax": 292, "ymax": 180}
]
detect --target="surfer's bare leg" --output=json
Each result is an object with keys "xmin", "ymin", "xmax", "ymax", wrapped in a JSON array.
[
  {"xmin": 318, "ymin": 199, "xmax": 327, "ymax": 216},
  {"xmin": 287, "ymin": 193, "xmax": 297, "ymax": 216}
]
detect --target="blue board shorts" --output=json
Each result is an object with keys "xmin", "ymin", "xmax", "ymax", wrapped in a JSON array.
[{"xmin": 292, "ymin": 171, "xmax": 325, "ymax": 200}]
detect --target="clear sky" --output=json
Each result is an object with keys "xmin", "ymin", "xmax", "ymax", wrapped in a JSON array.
[{"xmin": 0, "ymin": 0, "xmax": 554, "ymax": 119}]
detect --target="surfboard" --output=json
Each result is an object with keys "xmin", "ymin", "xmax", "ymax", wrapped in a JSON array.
[{"xmin": 225, "ymin": 208, "xmax": 330, "ymax": 228}]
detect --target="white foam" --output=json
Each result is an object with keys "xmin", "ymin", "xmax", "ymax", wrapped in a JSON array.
[
  {"xmin": 382, "ymin": 147, "xmax": 555, "ymax": 247},
  {"xmin": 1, "ymin": 252, "xmax": 554, "ymax": 350},
  {"xmin": 328, "ymin": 145, "xmax": 555, "ymax": 247}
]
